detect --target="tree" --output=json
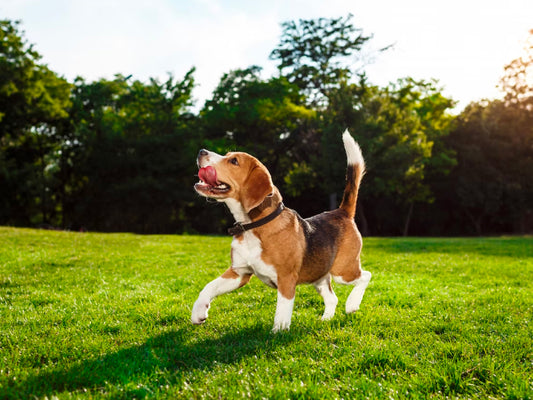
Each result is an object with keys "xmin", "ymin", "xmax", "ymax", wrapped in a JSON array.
[
  {"xmin": 447, "ymin": 98, "xmax": 533, "ymax": 235},
  {"xmin": 201, "ymin": 66, "xmax": 315, "ymax": 192},
  {"xmin": 270, "ymin": 14, "xmax": 377, "ymax": 107},
  {"xmin": 0, "ymin": 20, "xmax": 71, "ymax": 139},
  {"xmin": 270, "ymin": 15, "xmax": 388, "ymax": 216},
  {"xmin": 0, "ymin": 20, "xmax": 71, "ymax": 226},
  {"xmin": 62, "ymin": 71, "xmax": 200, "ymax": 233},
  {"xmin": 444, "ymin": 31, "xmax": 533, "ymax": 235},
  {"xmin": 286, "ymin": 76, "xmax": 456, "ymax": 236},
  {"xmin": 355, "ymin": 79, "xmax": 456, "ymax": 235},
  {"xmin": 500, "ymin": 29, "xmax": 533, "ymax": 108}
]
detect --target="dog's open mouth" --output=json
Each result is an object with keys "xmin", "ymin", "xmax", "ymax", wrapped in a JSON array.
[{"xmin": 195, "ymin": 166, "xmax": 231, "ymax": 194}]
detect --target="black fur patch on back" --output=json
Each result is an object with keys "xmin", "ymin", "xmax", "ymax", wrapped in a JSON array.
[{"xmin": 298, "ymin": 209, "xmax": 347, "ymax": 281}]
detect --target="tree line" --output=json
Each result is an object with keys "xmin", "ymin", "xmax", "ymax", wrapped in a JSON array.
[{"xmin": 1, "ymin": 17, "xmax": 532, "ymax": 236}]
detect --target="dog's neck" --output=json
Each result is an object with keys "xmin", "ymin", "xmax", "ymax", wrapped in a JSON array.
[
  {"xmin": 224, "ymin": 188, "xmax": 282, "ymax": 224},
  {"xmin": 223, "ymin": 198, "xmax": 251, "ymax": 223},
  {"xmin": 248, "ymin": 191, "xmax": 282, "ymax": 221}
]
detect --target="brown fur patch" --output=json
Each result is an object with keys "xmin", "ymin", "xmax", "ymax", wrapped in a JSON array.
[
  {"xmin": 330, "ymin": 220, "xmax": 363, "ymax": 282},
  {"xmin": 241, "ymin": 166, "xmax": 273, "ymax": 212},
  {"xmin": 222, "ymin": 267, "xmax": 252, "ymax": 288}
]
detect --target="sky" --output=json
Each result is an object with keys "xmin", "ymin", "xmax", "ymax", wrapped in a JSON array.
[{"xmin": 2, "ymin": 0, "xmax": 532, "ymax": 112}]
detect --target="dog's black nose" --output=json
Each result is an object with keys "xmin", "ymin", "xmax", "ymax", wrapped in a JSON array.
[{"xmin": 198, "ymin": 149, "xmax": 208, "ymax": 157}]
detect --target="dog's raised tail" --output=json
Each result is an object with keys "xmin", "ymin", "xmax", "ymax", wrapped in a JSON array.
[{"xmin": 339, "ymin": 129, "xmax": 365, "ymax": 218}]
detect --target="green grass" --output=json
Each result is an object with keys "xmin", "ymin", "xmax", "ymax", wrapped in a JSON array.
[{"xmin": 0, "ymin": 227, "xmax": 532, "ymax": 399}]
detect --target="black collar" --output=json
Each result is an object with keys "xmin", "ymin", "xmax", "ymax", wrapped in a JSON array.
[{"xmin": 228, "ymin": 202, "xmax": 285, "ymax": 236}]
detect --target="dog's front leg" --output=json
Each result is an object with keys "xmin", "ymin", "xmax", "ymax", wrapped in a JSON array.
[
  {"xmin": 191, "ymin": 268, "xmax": 251, "ymax": 325},
  {"xmin": 272, "ymin": 279, "xmax": 296, "ymax": 332}
]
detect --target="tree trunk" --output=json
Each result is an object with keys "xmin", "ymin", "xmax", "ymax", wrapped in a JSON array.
[
  {"xmin": 403, "ymin": 202, "xmax": 414, "ymax": 237},
  {"xmin": 38, "ymin": 141, "xmax": 48, "ymax": 225},
  {"xmin": 357, "ymin": 202, "xmax": 369, "ymax": 236},
  {"xmin": 464, "ymin": 209, "xmax": 483, "ymax": 236}
]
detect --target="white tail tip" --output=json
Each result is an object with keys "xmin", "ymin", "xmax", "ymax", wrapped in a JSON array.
[{"xmin": 342, "ymin": 129, "xmax": 364, "ymax": 166}]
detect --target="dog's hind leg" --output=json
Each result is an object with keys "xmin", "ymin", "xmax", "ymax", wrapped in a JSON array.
[
  {"xmin": 344, "ymin": 270, "xmax": 372, "ymax": 313},
  {"xmin": 313, "ymin": 274, "xmax": 338, "ymax": 320},
  {"xmin": 333, "ymin": 269, "xmax": 371, "ymax": 314}
]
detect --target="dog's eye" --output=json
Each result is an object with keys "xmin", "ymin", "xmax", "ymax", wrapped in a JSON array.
[{"xmin": 230, "ymin": 157, "xmax": 239, "ymax": 166}]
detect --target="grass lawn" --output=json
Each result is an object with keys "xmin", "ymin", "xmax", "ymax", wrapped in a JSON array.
[{"xmin": 0, "ymin": 227, "xmax": 532, "ymax": 399}]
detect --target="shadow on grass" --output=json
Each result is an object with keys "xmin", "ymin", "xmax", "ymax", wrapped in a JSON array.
[{"xmin": 7, "ymin": 324, "xmax": 296, "ymax": 398}]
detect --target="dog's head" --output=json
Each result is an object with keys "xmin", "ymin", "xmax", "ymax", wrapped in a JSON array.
[{"xmin": 194, "ymin": 149, "xmax": 274, "ymax": 212}]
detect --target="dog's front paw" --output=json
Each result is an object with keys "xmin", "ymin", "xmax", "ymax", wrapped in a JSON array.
[{"xmin": 191, "ymin": 300, "xmax": 210, "ymax": 325}]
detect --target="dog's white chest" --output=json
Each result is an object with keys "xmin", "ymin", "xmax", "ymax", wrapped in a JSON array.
[{"xmin": 231, "ymin": 232, "xmax": 278, "ymax": 288}]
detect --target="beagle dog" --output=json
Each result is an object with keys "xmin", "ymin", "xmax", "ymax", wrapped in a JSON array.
[{"xmin": 191, "ymin": 130, "xmax": 371, "ymax": 332}]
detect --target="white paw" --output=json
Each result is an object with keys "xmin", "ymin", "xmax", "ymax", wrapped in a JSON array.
[
  {"xmin": 272, "ymin": 320, "xmax": 291, "ymax": 333},
  {"xmin": 345, "ymin": 304, "xmax": 360, "ymax": 314},
  {"xmin": 321, "ymin": 299, "xmax": 338, "ymax": 320},
  {"xmin": 191, "ymin": 300, "xmax": 210, "ymax": 325},
  {"xmin": 321, "ymin": 310, "xmax": 336, "ymax": 321}
]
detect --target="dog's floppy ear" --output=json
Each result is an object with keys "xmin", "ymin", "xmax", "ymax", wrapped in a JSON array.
[{"xmin": 242, "ymin": 165, "xmax": 273, "ymax": 212}]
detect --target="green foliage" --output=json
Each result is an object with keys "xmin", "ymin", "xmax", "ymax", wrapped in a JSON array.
[
  {"xmin": 1, "ymin": 17, "xmax": 532, "ymax": 235},
  {"xmin": 270, "ymin": 14, "xmax": 375, "ymax": 106},
  {"xmin": 283, "ymin": 161, "xmax": 317, "ymax": 197},
  {"xmin": 0, "ymin": 20, "xmax": 71, "ymax": 134},
  {"xmin": 445, "ymin": 99, "xmax": 533, "ymax": 234},
  {"xmin": 0, "ymin": 20, "xmax": 72, "ymax": 226},
  {"xmin": 202, "ymin": 66, "xmax": 315, "ymax": 187},
  {"xmin": 61, "ymin": 71, "xmax": 201, "ymax": 233},
  {"xmin": 269, "ymin": 15, "xmax": 457, "ymax": 234},
  {"xmin": 315, "ymin": 77, "xmax": 456, "ymax": 235},
  {"xmin": 1, "ymin": 228, "xmax": 532, "ymax": 399},
  {"xmin": 360, "ymin": 78, "xmax": 455, "ymax": 202}
]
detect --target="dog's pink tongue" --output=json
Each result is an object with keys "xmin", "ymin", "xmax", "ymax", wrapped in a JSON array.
[{"xmin": 198, "ymin": 166, "xmax": 218, "ymax": 186}]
